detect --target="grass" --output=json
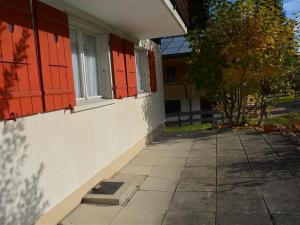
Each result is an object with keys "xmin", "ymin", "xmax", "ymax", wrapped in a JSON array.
[
  {"xmin": 263, "ymin": 112, "xmax": 300, "ymax": 127},
  {"xmin": 269, "ymin": 95, "xmax": 300, "ymax": 104},
  {"xmin": 164, "ymin": 123, "xmax": 212, "ymax": 134},
  {"xmin": 248, "ymin": 112, "xmax": 300, "ymax": 127}
]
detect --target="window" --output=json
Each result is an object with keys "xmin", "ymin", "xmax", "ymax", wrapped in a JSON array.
[
  {"xmin": 135, "ymin": 49, "xmax": 150, "ymax": 92},
  {"xmin": 70, "ymin": 28, "xmax": 103, "ymax": 100},
  {"xmin": 166, "ymin": 66, "xmax": 177, "ymax": 82},
  {"xmin": 165, "ymin": 100, "xmax": 181, "ymax": 114}
]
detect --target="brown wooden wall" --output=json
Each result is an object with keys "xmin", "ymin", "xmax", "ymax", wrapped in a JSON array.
[{"xmin": 163, "ymin": 57, "xmax": 187, "ymax": 83}]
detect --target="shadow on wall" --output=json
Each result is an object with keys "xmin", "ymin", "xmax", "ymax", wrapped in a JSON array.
[
  {"xmin": 141, "ymin": 51, "xmax": 167, "ymax": 145},
  {"xmin": 141, "ymin": 94, "xmax": 157, "ymax": 145},
  {"xmin": 0, "ymin": 24, "xmax": 49, "ymax": 225}
]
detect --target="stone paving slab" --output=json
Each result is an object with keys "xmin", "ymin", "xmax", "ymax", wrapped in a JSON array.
[
  {"xmin": 162, "ymin": 211, "xmax": 215, "ymax": 225},
  {"xmin": 189, "ymin": 150, "xmax": 216, "ymax": 158},
  {"xmin": 140, "ymin": 176, "xmax": 178, "ymax": 192},
  {"xmin": 186, "ymin": 157, "xmax": 216, "ymax": 167},
  {"xmin": 177, "ymin": 177, "xmax": 216, "ymax": 192},
  {"xmin": 264, "ymin": 196, "xmax": 300, "ymax": 215},
  {"xmin": 182, "ymin": 166, "xmax": 216, "ymax": 178},
  {"xmin": 149, "ymin": 165, "xmax": 184, "ymax": 180},
  {"xmin": 217, "ymin": 191, "xmax": 269, "ymax": 214},
  {"xmin": 60, "ymin": 204, "xmax": 122, "ymax": 225},
  {"xmin": 61, "ymin": 129, "xmax": 300, "ymax": 225},
  {"xmin": 119, "ymin": 164, "xmax": 154, "ymax": 176},
  {"xmin": 170, "ymin": 191, "xmax": 216, "ymax": 212},
  {"xmin": 272, "ymin": 214, "xmax": 300, "ymax": 225},
  {"xmin": 110, "ymin": 208, "xmax": 166, "ymax": 225},
  {"xmin": 216, "ymin": 213, "xmax": 273, "ymax": 225},
  {"xmin": 157, "ymin": 157, "xmax": 187, "ymax": 167},
  {"xmin": 126, "ymin": 190, "xmax": 173, "ymax": 211}
]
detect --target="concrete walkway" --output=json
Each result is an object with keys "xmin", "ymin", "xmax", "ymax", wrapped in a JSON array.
[{"xmin": 61, "ymin": 129, "xmax": 300, "ymax": 225}]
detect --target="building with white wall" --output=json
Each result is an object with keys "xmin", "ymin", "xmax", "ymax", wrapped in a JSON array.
[{"xmin": 0, "ymin": 0, "xmax": 193, "ymax": 224}]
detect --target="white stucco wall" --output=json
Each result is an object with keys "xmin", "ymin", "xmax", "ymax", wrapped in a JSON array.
[
  {"xmin": 0, "ymin": 42, "xmax": 164, "ymax": 225},
  {"xmin": 0, "ymin": 2, "xmax": 168, "ymax": 224}
]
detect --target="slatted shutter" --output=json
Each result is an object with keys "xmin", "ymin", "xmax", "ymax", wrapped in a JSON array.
[
  {"xmin": 124, "ymin": 40, "xmax": 138, "ymax": 97},
  {"xmin": 149, "ymin": 50, "xmax": 158, "ymax": 92},
  {"xmin": 0, "ymin": 0, "xmax": 43, "ymax": 120},
  {"xmin": 34, "ymin": 1, "xmax": 75, "ymax": 112},
  {"xmin": 110, "ymin": 34, "xmax": 128, "ymax": 99}
]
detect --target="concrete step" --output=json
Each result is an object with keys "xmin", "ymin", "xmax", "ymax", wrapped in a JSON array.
[{"xmin": 82, "ymin": 180, "xmax": 136, "ymax": 206}]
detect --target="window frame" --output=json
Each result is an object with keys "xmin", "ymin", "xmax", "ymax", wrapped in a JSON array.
[
  {"xmin": 134, "ymin": 47, "xmax": 151, "ymax": 93},
  {"xmin": 69, "ymin": 20, "xmax": 112, "ymax": 103},
  {"xmin": 70, "ymin": 27, "xmax": 103, "ymax": 101}
]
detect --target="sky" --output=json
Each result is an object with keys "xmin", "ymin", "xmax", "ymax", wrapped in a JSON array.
[{"xmin": 283, "ymin": 0, "xmax": 300, "ymax": 21}]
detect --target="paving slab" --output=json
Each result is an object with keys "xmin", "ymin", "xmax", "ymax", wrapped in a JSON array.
[
  {"xmin": 192, "ymin": 143, "xmax": 216, "ymax": 151},
  {"xmin": 217, "ymin": 191, "xmax": 269, "ymax": 214},
  {"xmin": 157, "ymin": 157, "xmax": 187, "ymax": 167},
  {"xmin": 217, "ymin": 165, "xmax": 253, "ymax": 178},
  {"xmin": 60, "ymin": 129, "xmax": 300, "ymax": 225},
  {"xmin": 216, "ymin": 212, "xmax": 272, "ymax": 225},
  {"xmin": 162, "ymin": 210, "xmax": 215, "ymax": 225},
  {"xmin": 112, "ymin": 174, "xmax": 146, "ymax": 187},
  {"xmin": 119, "ymin": 164, "xmax": 154, "ymax": 176},
  {"xmin": 256, "ymin": 179, "xmax": 300, "ymax": 198},
  {"xmin": 264, "ymin": 196, "xmax": 300, "ymax": 215},
  {"xmin": 60, "ymin": 204, "xmax": 122, "ymax": 225},
  {"xmin": 217, "ymin": 177, "xmax": 262, "ymax": 193},
  {"xmin": 129, "ymin": 156, "xmax": 160, "ymax": 166},
  {"xmin": 190, "ymin": 150, "xmax": 216, "ymax": 158},
  {"xmin": 110, "ymin": 208, "xmax": 165, "ymax": 225},
  {"xmin": 170, "ymin": 191, "xmax": 216, "ymax": 212},
  {"xmin": 272, "ymin": 214, "xmax": 300, "ymax": 225},
  {"xmin": 126, "ymin": 190, "xmax": 173, "ymax": 212},
  {"xmin": 186, "ymin": 157, "xmax": 216, "ymax": 167},
  {"xmin": 150, "ymin": 165, "xmax": 184, "ymax": 180},
  {"xmin": 182, "ymin": 166, "xmax": 216, "ymax": 178},
  {"xmin": 177, "ymin": 177, "xmax": 216, "ymax": 192},
  {"xmin": 140, "ymin": 176, "xmax": 178, "ymax": 192}
]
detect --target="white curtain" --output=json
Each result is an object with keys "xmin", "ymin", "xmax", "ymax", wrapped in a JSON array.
[
  {"xmin": 140, "ymin": 51, "xmax": 150, "ymax": 91},
  {"xmin": 82, "ymin": 33, "xmax": 100, "ymax": 97},
  {"xmin": 70, "ymin": 29, "xmax": 82, "ymax": 99},
  {"xmin": 135, "ymin": 51, "xmax": 142, "ymax": 91}
]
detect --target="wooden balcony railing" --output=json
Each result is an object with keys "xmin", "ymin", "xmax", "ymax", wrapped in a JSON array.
[
  {"xmin": 170, "ymin": 0, "xmax": 190, "ymax": 27},
  {"xmin": 164, "ymin": 82, "xmax": 202, "ymax": 100}
]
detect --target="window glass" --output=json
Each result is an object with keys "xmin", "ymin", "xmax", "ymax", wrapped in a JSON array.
[
  {"xmin": 135, "ymin": 51, "xmax": 142, "ymax": 91},
  {"xmin": 135, "ymin": 49, "xmax": 150, "ymax": 92},
  {"xmin": 166, "ymin": 66, "xmax": 177, "ymax": 82},
  {"xmin": 70, "ymin": 29, "xmax": 83, "ymax": 98},
  {"xmin": 82, "ymin": 33, "xmax": 100, "ymax": 97}
]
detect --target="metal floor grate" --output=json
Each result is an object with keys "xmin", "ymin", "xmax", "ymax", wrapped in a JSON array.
[{"xmin": 90, "ymin": 181, "xmax": 124, "ymax": 195}]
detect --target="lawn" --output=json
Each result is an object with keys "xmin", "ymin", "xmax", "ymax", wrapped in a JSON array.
[
  {"xmin": 164, "ymin": 123, "xmax": 212, "ymax": 134},
  {"xmin": 263, "ymin": 112, "xmax": 300, "ymax": 127},
  {"xmin": 248, "ymin": 112, "xmax": 300, "ymax": 127},
  {"xmin": 269, "ymin": 95, "xmax": 300, "ymax": 104}
]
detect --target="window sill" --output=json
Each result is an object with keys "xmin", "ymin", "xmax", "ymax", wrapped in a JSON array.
[
  {"xmin": 136, "ymin": 92, "xmax": 153, "ymax": 99},
  {"xmin": 72, "ymin": 98, "xmax": 117, "ymax": 113}
]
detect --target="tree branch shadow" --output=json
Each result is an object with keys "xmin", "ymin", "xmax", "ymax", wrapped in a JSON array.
[{"xmin": 0, "ymin": 21, "xmax": 49, "ymax": 225}]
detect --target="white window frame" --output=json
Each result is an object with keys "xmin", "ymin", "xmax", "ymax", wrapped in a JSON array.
[
  {"xmin": 135, "ymin": 47, "xmax": 151, "ymax": 93},
  {"xmin": 70, "ymin": 20, "xmax": 113, "ymax": 103}
]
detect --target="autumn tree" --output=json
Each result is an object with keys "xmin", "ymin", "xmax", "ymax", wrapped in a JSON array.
[{"xmin": 188, "ymin": 0, "xmax": 300, "ymax": 126}]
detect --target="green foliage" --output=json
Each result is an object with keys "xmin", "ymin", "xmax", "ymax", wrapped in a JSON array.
[{"xmin": 188, "ymin": 0, "xmax": 300, "ymax": 126}]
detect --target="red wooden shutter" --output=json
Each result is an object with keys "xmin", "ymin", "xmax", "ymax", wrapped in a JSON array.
[
  {"xmin": 124, "ymin": 40, "xmax": 138, "ymax": 97},
  {"xmin": 149, "ymin": 50, "xmax": 158, "ymax": 92},
  {"xmin": 110, "ymin": 34, "xmax": 128, "ymax": 99},
  {"xmin": 34, "ymin": 1, "xmax": 75, "ymax": 112},
  {"xmin": 0, "ymin": 0, "xmax": 43, "ymax": 120}
]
